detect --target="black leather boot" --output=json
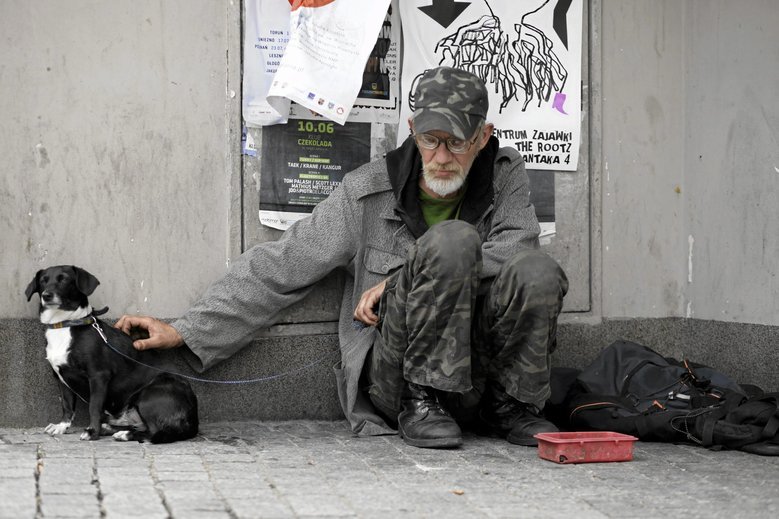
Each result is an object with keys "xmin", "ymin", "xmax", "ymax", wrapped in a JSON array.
[
  {"xmin": 480, "ymin": 384, "xmax": 558, "ymax": 446},
  {"xmin": 398, "ymin": 383, "xmax": 462, "ymax": 448}
]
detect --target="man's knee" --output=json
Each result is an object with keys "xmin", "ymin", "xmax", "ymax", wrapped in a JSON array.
[
  {"xmin": 498, "ymin": 249, "xmax": 568, "ymax": 302},
  {"xmin": 414, "ymin": 220, "xmax": 481, "ymax": 277}
]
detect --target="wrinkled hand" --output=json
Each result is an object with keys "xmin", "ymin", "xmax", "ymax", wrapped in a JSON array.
[
  {"xmin": 353, "ymin": 280, "xmax": 387, "ymax": 327},
  {"xmin": 114, "ymin": 314, "xmax": 184, "ymax": 351}
]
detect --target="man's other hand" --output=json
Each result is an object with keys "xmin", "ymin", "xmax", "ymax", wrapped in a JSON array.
[
  {"xmin": 353, "ymin": 280, "xmax": 387, "ymax": 327},
  {"xmin": 114, "ymin": 315, "xmax": 185, "ymax": 351}
]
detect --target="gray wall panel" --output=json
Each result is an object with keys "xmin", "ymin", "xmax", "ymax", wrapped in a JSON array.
[
  {"xmin": 598, "ymin": 0, "xmax": 778, "ymax": 325},
  {"xmin": 684, "ymin": 0, "xmax": 779, "ymax": 324},
  {"xmin": 2, "ymin": 0, "xmax": 776, "ymax": 329},
  {"xmin": 1, "ymin": 1, "xmax": 238, "ymax": 319}
]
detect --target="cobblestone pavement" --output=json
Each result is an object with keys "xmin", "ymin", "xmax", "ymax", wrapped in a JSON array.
[{"xmin": 1, "ymin": 421, "xmax": 777, "ymax": 518}]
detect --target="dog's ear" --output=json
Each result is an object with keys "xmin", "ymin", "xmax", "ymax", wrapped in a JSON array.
[
  {"xmin": 25, "ymin": 270, "xmax": 43, "ymax": 301},
  {"xmin": 73, "ymin": 267, "xmax": 100, "ymax": 296}
]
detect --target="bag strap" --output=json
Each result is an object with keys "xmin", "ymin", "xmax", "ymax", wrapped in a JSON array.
[
  {"xmin": 763, "ymin": 414, "xmax": 779, "ymax": 440},
  {"xmin": 700, "ymin": 390, "xmax": 747, "ymax": 446},
  {"xmin": 701, "ymin": 407, "xmax": 729, "ymax": 446},
  {"xmin": 755, "ymin": 393, "xmax": 779, "ymax": 439}
]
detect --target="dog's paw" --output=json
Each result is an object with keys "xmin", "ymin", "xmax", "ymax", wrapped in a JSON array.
[
  {"xmin": 44, "ymin": 422, "xmax": 71, "ymax": 435},
  {"xmin": 100, "ymin": 423, "xmax": 117, "ymax": 436},
  {"xmin": 80, "ymin": 428, "xmax": 99, "ymax": 441},
  {"xmin": 112, "ymin": 431, "xmax": 132, "ymax": 442}
]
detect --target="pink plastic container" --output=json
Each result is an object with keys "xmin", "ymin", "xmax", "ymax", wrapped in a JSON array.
[{"xmin": 534, "ymin": 431, "xmax": 638, "ymax": 464}]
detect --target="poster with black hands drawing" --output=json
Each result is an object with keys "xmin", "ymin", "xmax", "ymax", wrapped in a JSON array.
[{"xmin": 399, "ymin": 0, "xmax": 582, "ymax": 174}]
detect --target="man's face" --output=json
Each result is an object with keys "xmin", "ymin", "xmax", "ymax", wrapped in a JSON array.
[{"xmin": 414, "ymin": 123, "xmax": 493, "ymax": 198}]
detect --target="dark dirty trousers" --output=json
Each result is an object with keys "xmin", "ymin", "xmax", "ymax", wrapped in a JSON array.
[{"xmin": 367, "ymin": 220, "xmax": 569, "ymax": 423}]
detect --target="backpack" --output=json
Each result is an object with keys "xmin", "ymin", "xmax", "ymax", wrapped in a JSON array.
[{"xmin": 549, "ymin": 340, "xmax": 779, "ymax": 455}]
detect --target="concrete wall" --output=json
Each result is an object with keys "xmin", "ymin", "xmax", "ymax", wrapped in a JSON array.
[
  {"xmin": 3, "ymin": 1, "xmax": 775, "ymax": 326},
  {"xmin": 599, "ymin": 0, "xmax": 779, "ymax": 324},
  {"xmin": 0, "ymin": 0, "xmax": 240, "ymax": 319},
  {"xmin": 1, "ymin": 1, "xmax": 777, "ymax": 426}
]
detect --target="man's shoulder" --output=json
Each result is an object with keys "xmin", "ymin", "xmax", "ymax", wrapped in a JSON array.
[
  {"xmin": 340, "ymin": 156, "xmax": 392, "ymax": 200},
  {"xmin": 496, "ymin": 145, "xmax": 522, "ymax": 166},
  {"xmin": 493, "ymin": 146, "xmax": 526, "ymax": 184}
]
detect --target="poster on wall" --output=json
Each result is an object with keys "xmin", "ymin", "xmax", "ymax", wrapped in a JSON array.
[
  {"xmin": 242, "ymin": 0, "xmax": 292, "ymax": 127},
  {"xmin": 289, "ymin": 0, "xmax": 401, "ymax": 123},
  {"xmin": 398, "ymin": 0, "xmax": 583, "ymax": 172},
  {"xmin": 243, "ymin": 0, "xmax": 401, "ymax": 126},
  {"xmin": 259, "ymin": 119, "xmax": 371, "ymax": 230},
  {"xmin": 267, "ymin": 0, "xmax": 393, "ymax": 125}
]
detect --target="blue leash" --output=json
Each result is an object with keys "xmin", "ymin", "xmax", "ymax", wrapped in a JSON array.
[{"xmin": 90, "ymin": 321, "xmax": 337, "ymax": 385}]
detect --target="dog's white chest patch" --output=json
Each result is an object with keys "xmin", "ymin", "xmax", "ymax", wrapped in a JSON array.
[{"xmin": 45, "ymin": 328, "xmax": 72, "ymax": 379}]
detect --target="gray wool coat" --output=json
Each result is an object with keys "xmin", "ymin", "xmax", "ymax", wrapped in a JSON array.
[{"xmin": 173, "ymin": 144, "xmax": 540, "ymax": 436}]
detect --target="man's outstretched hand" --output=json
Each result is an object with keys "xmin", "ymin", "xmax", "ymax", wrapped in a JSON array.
[{"xmin": 114, "ymin": 315, "xmax": 185, "ymax": 351}]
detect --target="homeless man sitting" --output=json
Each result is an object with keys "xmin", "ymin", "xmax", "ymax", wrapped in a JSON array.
[{"xmin": 116, "ymin": 66, "xmax": 569, "ymax": 449}]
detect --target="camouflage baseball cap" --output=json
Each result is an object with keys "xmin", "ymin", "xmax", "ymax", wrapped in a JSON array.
[{"xmin": 411, "ymin": 66, "xmax": 489, "ymax": 141}]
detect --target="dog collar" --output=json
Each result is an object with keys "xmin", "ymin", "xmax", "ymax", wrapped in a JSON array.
[
  {"xmin": 46, "ymin": 306, "xmax": 109, "ymax": 329},
  {"xmin": 48, "ymin": 316, "xmax": 97, "ymax": 329}
]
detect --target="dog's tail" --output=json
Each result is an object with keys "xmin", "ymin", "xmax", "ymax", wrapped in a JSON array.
[
  {"xmin": 109, "ymin": 404, "xmax": 198, "ymax": 443},
  {"xmin": 132, "ymin": 374, "xmax": 199, "ymax": 443},
  {"xmin": 147, "ymin": 420, "xmax": 199, "ymax": 444}
]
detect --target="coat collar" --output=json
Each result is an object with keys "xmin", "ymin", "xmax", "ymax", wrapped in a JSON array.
[{"xmin": 385, "ymin": 136, "xmax": 498, "ymax": 238}]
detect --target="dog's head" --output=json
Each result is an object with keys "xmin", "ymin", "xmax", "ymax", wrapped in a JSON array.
[{"xmin": 26, "ymin": 266, "xmax": 100, "ymax": 313}]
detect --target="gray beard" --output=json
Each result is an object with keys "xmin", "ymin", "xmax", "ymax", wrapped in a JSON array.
[{"xmin": 421, "ymin": 168, "xmax": 466, "ymax": 197}]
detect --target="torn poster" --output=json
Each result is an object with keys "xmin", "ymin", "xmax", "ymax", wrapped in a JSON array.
[
  {"xmin": 267, "ymin": 0, "xmax": 393, "ymax": 125},
  {"xmin": 242, "ymin": 0, "xmax": 292, "ymax": 127},
  {"xmin": 398, "ymin": 0, "xmax": 583, "ymax": 172},
  {"xmin": 259, "ymin": 119, "xmax": 371, "ymax": 230},
  {"xmin": 289, "ymin": 0, "xmax": 401, "ymax": 124}
]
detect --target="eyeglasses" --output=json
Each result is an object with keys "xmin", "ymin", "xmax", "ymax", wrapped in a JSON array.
[{"xmin": 413, "ymin": 130, "xmax": 481, "ymax": 154}]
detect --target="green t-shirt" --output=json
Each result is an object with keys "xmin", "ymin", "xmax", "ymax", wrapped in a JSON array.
[{"xmin": 419, "ymin": 187, "xmax": 466, "ymax": 227}]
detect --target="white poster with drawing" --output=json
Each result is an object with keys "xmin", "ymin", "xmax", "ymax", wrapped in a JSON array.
[
  {"xmin": 398, "ymin": 0, "xmax": 583, "ymax": 172},
  {"xmin": 267, "ymin": 0, "xmax": 392, "ymax": 125}
]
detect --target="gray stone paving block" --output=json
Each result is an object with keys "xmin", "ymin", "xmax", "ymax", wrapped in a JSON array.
[
  {"xmin": 0, "ymin": 466, "xmax": 36, "ymax": 478},
  {"xmin": 214, "ymin": 485, "xmax": 277, "ymax": 500},
  {"xmin": 0, "ymin": 507, "xmax": 38, "ymax": 519},
  {"xmin": 41, "ymin": 446, "xmax": 95, "ymax": 458},
  {"xmin": 3, "ymin": 422, "xmax": 779, "ymax": 518},
  {"xmin": 201, "ymin": 453, "xmax": 256, "ymax": 463},
  {"xmin": 0, "ymin": 444, "xmax": 38, "ymax": 460},
  {"xmin": 95, "ymin": 456, "xmax": 147, "ymax": 468},
  {"xmin": 150, "ymin": 453, "xmax": 204, "ymax": 463},
  {"xmin": 0, "ymin": 482, "xmax": 36, "ymax": 517},
  {"xmin": 166, "ymin": 509, "xmax": 231, "ymax": 519},
  {"xmin": 153, "ymin": 461, "xmax": 206, "ymax": 473},
  {"xmin": 39, "ymin": 494, "xmax": 100, "ymax": 518},
  {"xmin": 39, "ymin": 485, "xmax": 97, "ymax": 497},
  {"xmin": 155, "ymin": 471, "xmax": 210, "ymax": 482},
  {"xmin": 100, "ymin": 505, "xmax": 168, "ymax": 519},
  {"xmin": 161, "ymin": 482, "xmax": 222, "ymax": 501},
  {"xmin": 100, "ymin": 497, "xmax": 167, "ymax": 517},
  {"xmin": 99, "ymin": 477, "xmax": 158, "ymax": 491},
  {"xmin": 101, "ymin": 485, "xmax": 163, "ymax": 508},
  {"xmin": 228, "ymin": 499, "xmax": 296, "ymax": 518},
  {"xmin": 39, "ymin": 466, "xmax": 95, "ymax": 482},
  {"xmin": 207, "ymin": 467, "xmax": 265, "ymax": 485},
  {"xmin": 283, "ymin": 493, "xmax": 355, "ymax": 516},
  {"xmin": 208, "ymin": 468, "xmax": 267, "ymax": 483},
  {"xmin": 96, "ymin": 455, "xmax": 149, "ymax": 467}
]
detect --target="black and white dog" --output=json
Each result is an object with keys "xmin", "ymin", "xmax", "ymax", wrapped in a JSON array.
[{"xmin": 25, "ymin": 265, "xmax": 198, "ymax": 443}]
